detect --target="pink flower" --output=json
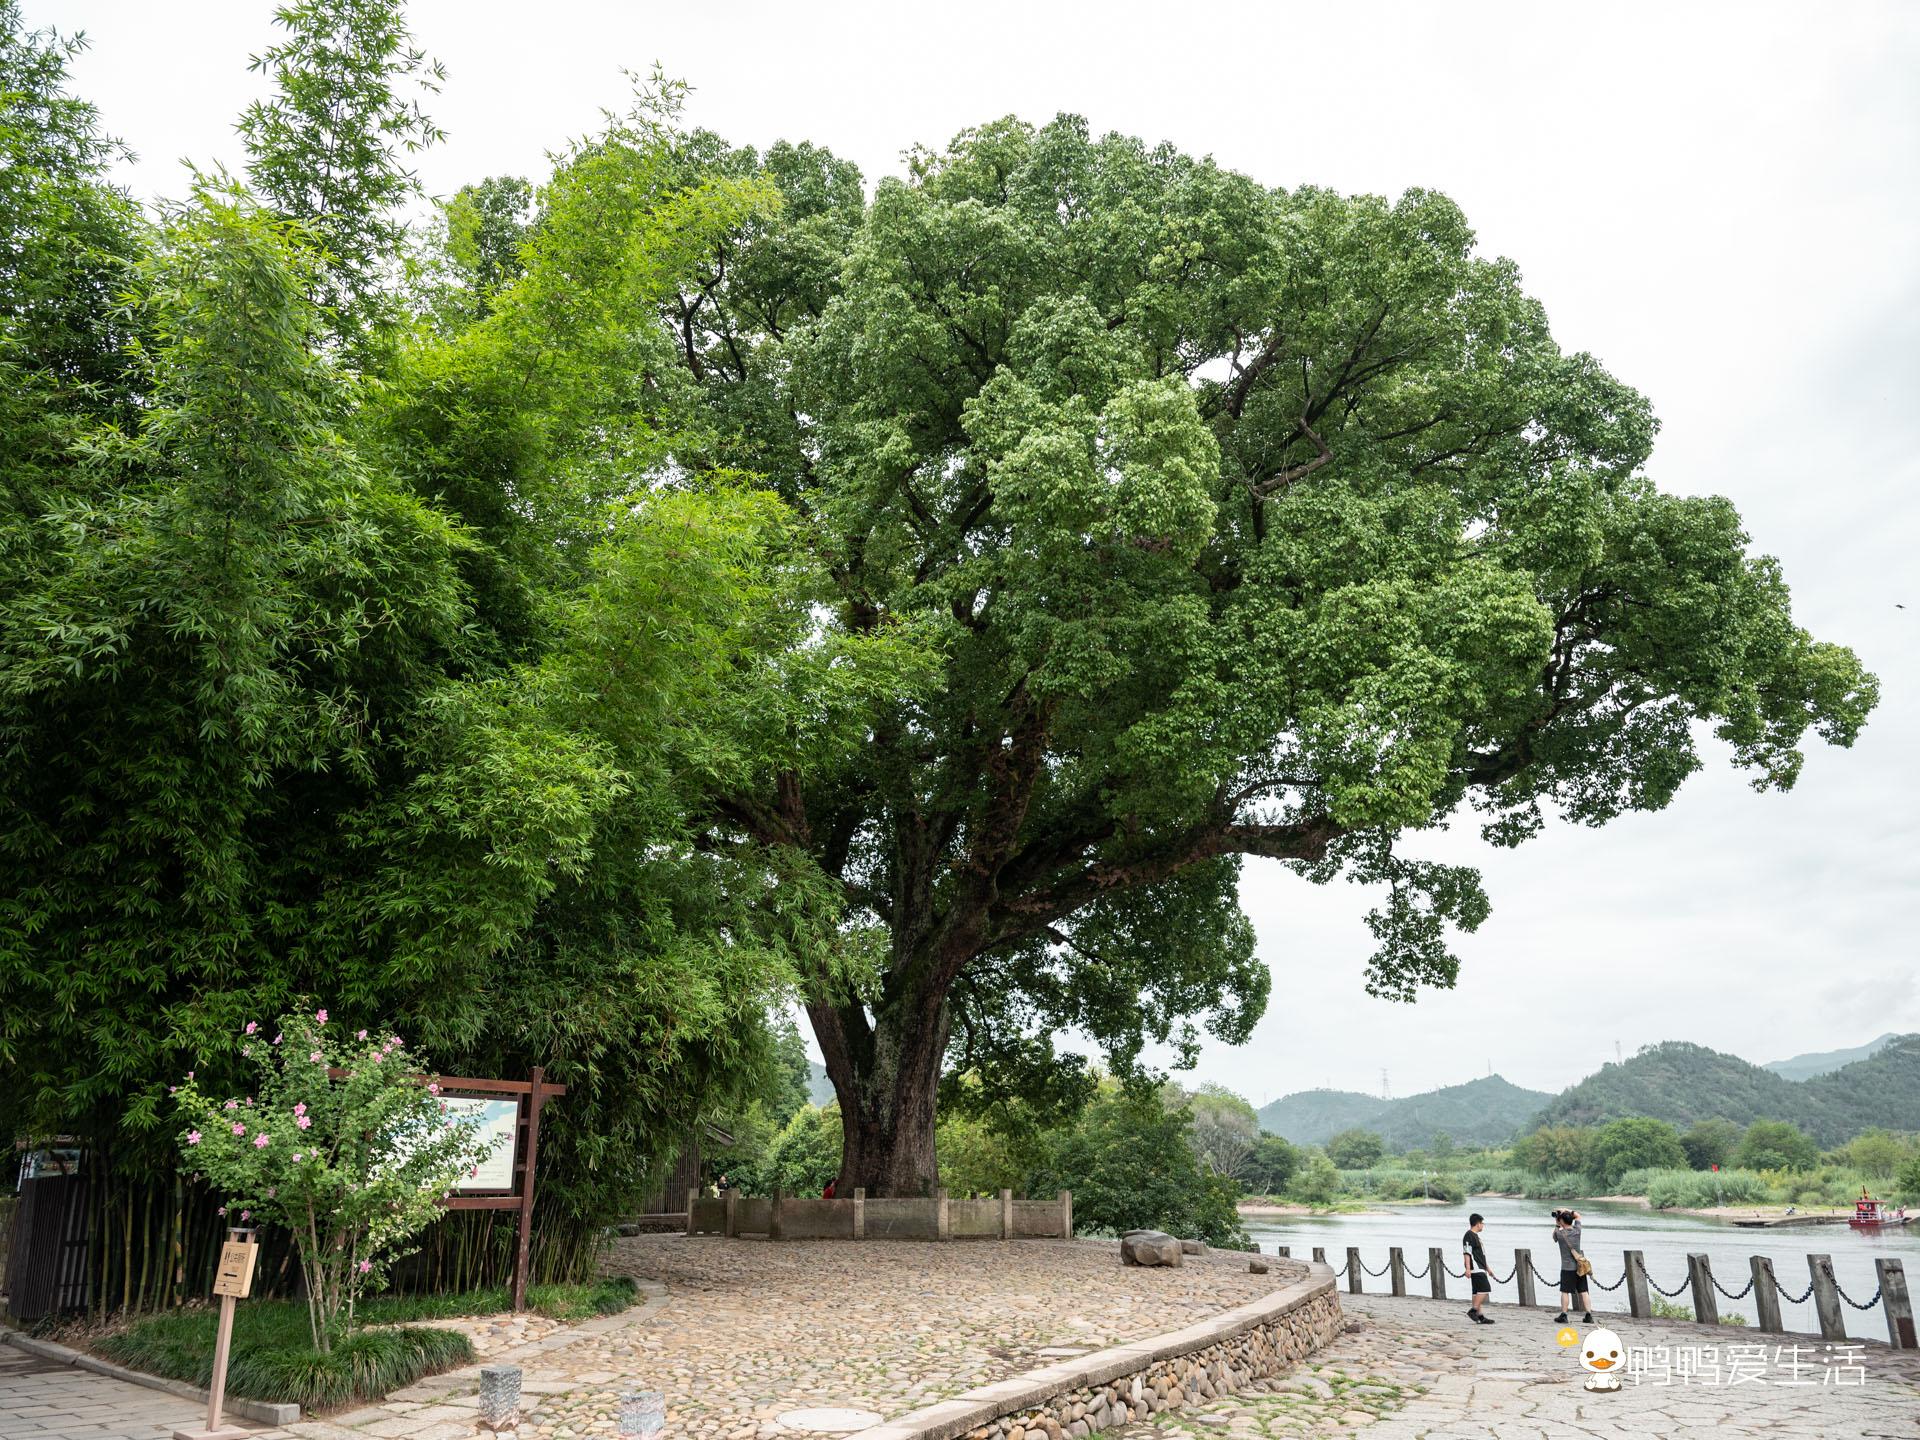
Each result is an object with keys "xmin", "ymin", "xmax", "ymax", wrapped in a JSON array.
[
  {"xmin": 244, "ymin": 1097, "xmax": 253, "ymax": 1107},
  {"xmin": 315, "ymin": 1008, "xmax": 328, "ymax": 1024},
  {"xmin": 310, "ymin": 1051, "xmax": 323, "ymax": 1063},
  {"xmin": 292, "ymin": 1152, "xmax": 303, "ymax": 1163},
  {"xmin": 187, "ymin": 1071, "xmax": 194, "ymax": 1079},
  {"xmin": 253, "ymin": 1134, "xmax": 269, "ymax": 1148},
  {"xmin": 358, "ymin": 1259, "xmax": 372, "ymax": 1274},
  {"xmin": 240, "ymin": 1210, "xmax": 250, "ymax": 1221},
  {"xmin": 357, "ymin": 1029, "xmax": 368, "ymax": 1040},
  {"xmin": 470, "ymin": 1166, "xmax": 479, "ymax": 1178},
  {"xmin": 293, "ymin": 1102, "xmax": 307, "ymax": 1116},
  {"xmin": 232, "ymin": 1122, "xmax": 246, "ymax": 1136},
  {"xmin": 427, "ymin": 1083, "xmax": 440, "ymax": 1095},
  {"xmin": 272, "ymin": 1033, "xmax": 282, "ymax": 1045},
  {"xmin": 244, "ymin": 1021, "xmax": 258, "ymax": 1035},
  {"xmin": 296, "ymin": 1114, "xmax": 312, "ymax": 1130},
  {"xmin": 187, "ymin": 1130, "xmax": 202, "ymax": 1146},
  {"xmin": 225, "ymin": 1099, "xmax": 238, "ymax": 1110},
  {"xmin": 216, "ymin": 1206, "xmax": 226, "ymax": 1217}
]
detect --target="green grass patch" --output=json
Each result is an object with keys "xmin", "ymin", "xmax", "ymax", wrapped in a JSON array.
[{"xmin": 94, "ymin": 1278, "xmax": 635, "ymax": 1409}]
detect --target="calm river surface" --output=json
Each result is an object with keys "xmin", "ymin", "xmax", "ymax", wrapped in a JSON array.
[{"xmin": 1244, "ymin": 1193, "xmax": 1919, "ymax": 1341}]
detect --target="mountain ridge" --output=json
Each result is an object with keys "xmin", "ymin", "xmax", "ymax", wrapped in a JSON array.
[
  {"xmin": 1254, "ymin": 1034, "xmax": 1920, "ymax": 1151},
  {"xmin": 1258, "ymin": 1074, "xmax": 1550, "ymax": 1149}
]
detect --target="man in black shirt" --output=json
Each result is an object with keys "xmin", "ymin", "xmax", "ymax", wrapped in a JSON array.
[{"xmin": 1462, "ymin": 1212, "xmax": 1494, "ymax": 1324}]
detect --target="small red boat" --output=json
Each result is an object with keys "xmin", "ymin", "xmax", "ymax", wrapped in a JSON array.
[{"xmin": 1849, "ymin": 1192, "xmax": 1911, "ymax": 1228}]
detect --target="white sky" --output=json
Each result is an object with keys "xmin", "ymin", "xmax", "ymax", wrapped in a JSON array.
[{"xmin": 30, "ymin": 0, "xmax": 1920, "ymax": 1104}]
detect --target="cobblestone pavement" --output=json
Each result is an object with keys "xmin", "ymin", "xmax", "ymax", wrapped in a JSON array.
[
  {"xmin": 518, "ymin": 1238, "xmax": 1304, "ymax": 1440},
  {"xmin": 0, "ymin": 1341, "xmax": 280, "ymax": 1439},
  {"xmin": 1107, "ymin": 1292, "xmax": 1920, "ymax": 1439},
  {"xmin": 16, "ymin": 1244, "xmax": 1920, "ymax": 1440}
]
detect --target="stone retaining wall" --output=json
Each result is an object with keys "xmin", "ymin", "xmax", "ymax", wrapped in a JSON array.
[
  {"xmin": 687, "ymin": 1189, "xmax": 1072, "ymax": 1241},
  {"xmin": 848, "ymin": 1263, "xmax": 1344, "ymax": 1440}
]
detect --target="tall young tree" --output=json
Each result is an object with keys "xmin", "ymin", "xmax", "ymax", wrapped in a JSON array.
[
  {"xmin": 239, "ymin": 0, "xmax": 445, "ymax": 360},
  {"xmin": 670, "ymin": 116, "xmax": 1878, "ymax": 1195}
]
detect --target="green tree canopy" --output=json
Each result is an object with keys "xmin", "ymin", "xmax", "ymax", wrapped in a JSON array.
[
  {"xmin": 1326, "ymin": 1128, "xmax": 1388, "ymax": 1169},
  {"xmin": 0, "ymin": 8, "xmax": 827, "ymax": 1266},
  {"xmin": 1243, "ymin": 1134, "xmax": 1300, "ymax": 1195},
  {"xmin": 1735, "ymin": 1120, "xmax": 1820, "ymax": 1173},
  {"xmin": 1514, "ymin": 1125, "xmax": 1595, "ymax": 1177},
  {"xmin": 1589, "ymin": 1116, "xmax": 1687, "ymax": 1187},
  {"xmin": 1030, "ymin": 1083, "xmax": 1244, "ymax": 1246},
  {"xmin": 1680, "ymin": 1117, "xmax": 1742, "ymax": 1171},
  {"xmin": 666, "ymin": 113, "xmax": 1875, "ymax": 1192}
]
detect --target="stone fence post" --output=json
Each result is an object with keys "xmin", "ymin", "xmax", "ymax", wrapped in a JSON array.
[
  {"xmin": 1389, "ymin": 1246, "xmax": 1406, "ymax": 1297},
  {"xmin": 935, "ymin": 1187, "xmax": 951, "ymax": 1241},
  {"xmin": 1877, "ymin": 1258, "xmax": 1915, "ymax": 1349},
  {"xmin": 770, "ymin": 1187, "xmax": 785, "ymax": 1243},
  {"xmin": 852, "ymin": 1187, "xmax": 865, "ymax": 1240},
  {"xmin": 1059, "ymin": 1189, "xmax": 1073, "ymax": 1237},
  {"xmin": 999, "ymin": 1188, "xmax": 1013, "ymax": 1240},
  {"xmin": 1687, "ymin": 1253, "xmax": 1717, "ymax": 1325},
  {"xmin": 1624, "ymin": 1250, "xmax": 1650, "ymax": 1320},
  {"xmin": 1311, "ymin": 1246, "xmax": 1326, "ymax": 1266},
  {"xmin": 1428, "ymin": 1247, "xmax": 1446, "ymax": 1301},
  {"xmin": 1345, "ymin": 1247, "xmax": 1362, "ymax": 1295},
  {"xmin": 1751, "ymin": 1256, "xmax": 1783, "ymax": 1333},
  {"xmin": 723, "ymin": 1190, "xmax": 738, "ymax": 1239},
  {"xmin": 1514, "ymin": 1248, "xmax": 1535, "ymax": 1308},
  {"xmin": 1809, "ymin": 1255, "xmax": 1846, "ymax": 1340}
]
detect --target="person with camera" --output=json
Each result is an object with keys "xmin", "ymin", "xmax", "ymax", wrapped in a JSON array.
[{"xmin": 1552, "ymin": 1208, "xmax": 1593, "ymax": 1324}]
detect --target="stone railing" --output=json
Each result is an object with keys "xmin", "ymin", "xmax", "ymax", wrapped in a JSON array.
[
  {"xmin": 844, "ymin": 1260, "xmax": 1343, "ymax": 1440},
  {"xmin": 687, "ymin": 1189, "xmax": 1072, "ymax": 1241}
]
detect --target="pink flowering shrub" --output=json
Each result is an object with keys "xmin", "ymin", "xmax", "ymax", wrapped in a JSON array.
[{"xmin": 173, "ymin": 1005, "xmax": 488, "ymax": 1350}]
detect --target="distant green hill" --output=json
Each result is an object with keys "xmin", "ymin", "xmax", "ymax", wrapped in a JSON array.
[
  {"xmin": 1257, "ymin": 1075, "xmax": 1550, "ymax": 1150},
  {"xmin": 1256, "ymin": 1088, "xmax": 1381, "ymax": 1145},
  {"xmin": 1763, "ymin": 1033, "xmax": 1898, "ymax": 1081},
  {"xmin": 1369, "ymin": 1075, "xmax": 1553, "ymax": 1150},
  {"xmin": 1524, "ymin": 1035, "xmax": 1920, "ymax": 1147}
]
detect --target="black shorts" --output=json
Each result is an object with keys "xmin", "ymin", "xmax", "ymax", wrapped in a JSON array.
[
  {"xmin": 1560, "ymin": 1267, "xmax": 1589, "ymax": 1295},
  {"xmin": 1470, "ymin": 1273, "xmax": 1491, "ymax": 1294}
]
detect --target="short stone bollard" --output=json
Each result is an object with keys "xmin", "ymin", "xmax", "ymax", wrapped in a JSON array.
[
  {"xmin": 619, "ymin": 1389, "xmax": 667, "ymax": 1438},
  {"xmin": 479, "ymin": 1364, "xmax": 523, "ymax": 1431}
]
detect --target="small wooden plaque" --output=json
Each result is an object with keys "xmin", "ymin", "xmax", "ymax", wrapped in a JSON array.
[{"xmin": 212, "ymin": 1239, "xmax": 258, "ymax": 1298}]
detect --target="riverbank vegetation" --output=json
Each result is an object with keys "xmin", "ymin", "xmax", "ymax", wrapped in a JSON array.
[{"xmin": 1254, "ymin": 1115, "xmax": 1920, "ymax": 1213}]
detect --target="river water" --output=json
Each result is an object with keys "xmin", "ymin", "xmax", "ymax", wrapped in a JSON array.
[{"xmin": 1243, "ymin": 1194, "xmax": 1919, "ymax": 1341}]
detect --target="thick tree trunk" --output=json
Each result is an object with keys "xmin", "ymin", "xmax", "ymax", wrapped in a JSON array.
[{"xmin": 808, "ymin": 977, "xmax": 952, "ymax": 1197}]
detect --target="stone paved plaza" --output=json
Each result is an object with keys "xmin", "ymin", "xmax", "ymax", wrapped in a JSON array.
[
  {"xmin": 1109, "ymin": 1291, "xmax": 1920, "ymax": 1439},
  {"xmin": 6, "ymin": 1242, "xmax": 1920, "ymax": 1440}
]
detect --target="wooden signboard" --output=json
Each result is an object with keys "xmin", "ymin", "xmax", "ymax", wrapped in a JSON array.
[
  {"xmin": 174, "ymin": 1230, "xmax": 256, "ymax": 1440},
  {"xmin": 211, "ymin": 1239, "xmax": 257, "ymax": 1299},
  {"xmin": 319, "ymin": 1064, "xmax": 564, "ymax": 1313}
]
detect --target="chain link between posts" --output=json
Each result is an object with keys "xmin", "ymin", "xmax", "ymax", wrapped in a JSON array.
[
  {"xmin": 1834, "ymin": 1280, "xmax": 1883, "ymax": 1311},
  {"xmin": 1772, "ymin": 1276, "xmax": 1816, "ymax": 1305},
  {"xmin": 1298, "ymin": 1245, "xmax": 1886, "ymax": 1316}
]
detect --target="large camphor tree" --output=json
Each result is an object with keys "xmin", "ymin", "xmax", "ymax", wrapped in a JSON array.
[{"xmin": 669, "ymin": 116, "xmax": 1876, "ymax": 1195}]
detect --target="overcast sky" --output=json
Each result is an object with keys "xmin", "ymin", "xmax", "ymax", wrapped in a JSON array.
[{"xmin": 29, "ymin": 0, "xmax": 1919, "ymax": 1106}]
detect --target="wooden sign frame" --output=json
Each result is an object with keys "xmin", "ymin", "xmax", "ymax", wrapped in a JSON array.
[
  {"xmin": 435, "ymin": 1067, "xmax": 563, "ymax": 1313},
  {"xmin": 323, "ymin": 1064, "xmax": 564, "ymax": 1312}
]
